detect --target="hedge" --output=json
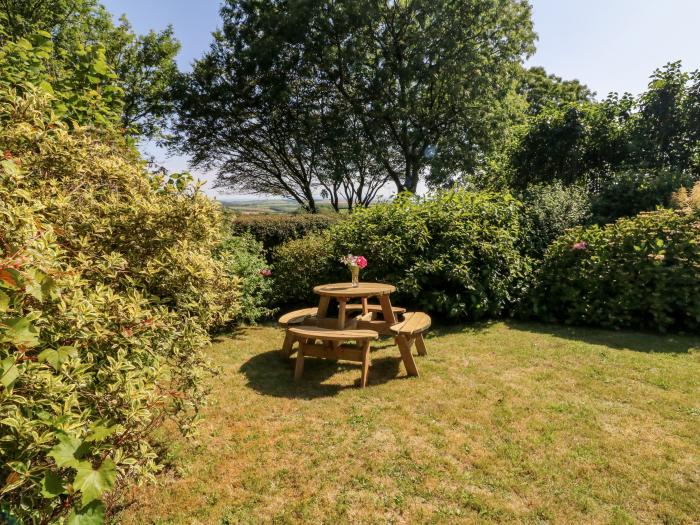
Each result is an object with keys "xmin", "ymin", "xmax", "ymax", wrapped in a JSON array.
[
  {"xmin": 229, "ymin": 213, "xmax": 341, "ymax": 255},
  {"xmin": 529, "ymin": 208, "xmax": 700, "ymax": 331}
]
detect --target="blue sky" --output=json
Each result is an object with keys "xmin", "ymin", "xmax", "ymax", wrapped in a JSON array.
[{"xmin": 101, "ymin": 0, "xmax": 700, "ymax": 197}]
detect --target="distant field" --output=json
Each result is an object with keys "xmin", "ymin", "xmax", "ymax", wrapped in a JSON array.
[{"xmin": 220, "ymin": 199, "xmax": 341, "ymax": 214}]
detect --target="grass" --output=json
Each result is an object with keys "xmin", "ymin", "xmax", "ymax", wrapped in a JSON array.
[{"xmin": 118, "ymin": 322, "xmax": 700, "ymax": 524}]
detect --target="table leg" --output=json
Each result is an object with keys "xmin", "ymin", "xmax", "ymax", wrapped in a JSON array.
[
  {"xmin": 361, "ymin": 297, "xmax": 368, "ymax": 315},
  {"xmin": 337, "ymin": 297, "xmax": 347, "ymax": 329},
  {"xmin": 360, "ymin": 340, "xmax": 371, "ymax": 387},
  {"xmin": 317, "ymin": 296, "xmax": 330, "ymax": 319},
  {"xmin": 379, "ymin": 295, "xmax": 397, "ymax": 325}
]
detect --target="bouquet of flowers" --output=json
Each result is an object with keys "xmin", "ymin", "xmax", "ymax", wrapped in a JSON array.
[{"xmin": 340, "ymin": 254, "xmax": 367, "ymax": 286}]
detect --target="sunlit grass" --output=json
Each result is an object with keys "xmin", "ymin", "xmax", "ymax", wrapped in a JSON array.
[{"xmin": 119, "ymin": 322, "xmax": 700, "ymax": 524}]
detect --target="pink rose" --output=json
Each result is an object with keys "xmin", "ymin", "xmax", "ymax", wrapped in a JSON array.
[
  {"xmin": 572, "ymin": 241, "xmax": 587, "ymax": 251},
  {"xmin": 355, "ymin": 256, "xmax": 367, "ymax": 269},
  {"xmin": 259, "ymin": 268, "xmax": 272, "ymax": 277}
]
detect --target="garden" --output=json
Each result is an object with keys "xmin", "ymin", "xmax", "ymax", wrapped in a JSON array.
[{"xmin": 1, "ymin": 1, "xmax": 700, "ymax": 524}]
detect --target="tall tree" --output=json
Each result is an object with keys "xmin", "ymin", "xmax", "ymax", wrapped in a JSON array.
[{"xmin": 172, "ymin": 0, "xmax": 536, "ymax": 206}]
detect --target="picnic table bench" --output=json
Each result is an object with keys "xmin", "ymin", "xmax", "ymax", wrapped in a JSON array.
[{"xmin": 278, "ymin": 282, "xmax": 432, "ymax": 387}]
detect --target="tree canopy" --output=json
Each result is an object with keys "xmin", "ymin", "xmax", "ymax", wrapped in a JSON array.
[
  {"xmin": 0, "ymin": 0, "xmax": 179, "ymax": 139},
  {"xmin": 171, "ymin": 0, "xmax": 537, "ymax": 210}
]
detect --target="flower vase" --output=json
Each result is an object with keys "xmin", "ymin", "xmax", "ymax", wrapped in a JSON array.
[{"xmin": 350, "ymin": 265, "xmax": 360, "ymax": 287}]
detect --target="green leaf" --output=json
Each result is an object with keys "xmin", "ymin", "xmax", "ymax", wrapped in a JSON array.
[
  {"xmin": 66, "ymin": 501, "xmax": 106, "ymax": 525},
  {"xmin": 38, "ymin": 346, "xmax": 78, "ymax": 371},
  {"xmin": 0, "ymin": 291, "xmax": 9, "ymax": 312},
  {"xmin": 85, "ymin": 422, "xmax": 120, "ymax": 443},
  {"xmin": 1, "ymin": 316, "xmax": 40, "ymax": 347},
  {"xmin": 48, "ymin": 433, "xmax": 86, "ymax": 468},
  {"xmin": 0, "ymin": 357, "xmax": 19, "ymax": 389},
  {"xmin": 73, "ymin": 458, "xmax": 117, "ymax": 507},
  {"xmin": 40, "ymin": 471, "xmax": 66, "ymax": 498}
]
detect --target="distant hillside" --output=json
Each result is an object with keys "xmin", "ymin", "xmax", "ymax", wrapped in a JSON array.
[{"xmin": 219, "ymin": 198, "xmax": 343, "ymax": 214}]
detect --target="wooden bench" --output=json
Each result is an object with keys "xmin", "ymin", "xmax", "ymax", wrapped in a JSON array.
[
  {"xmin": 278, "ymin": 307, "xmax": 318, "ymax": 357},
  {"xmin": 288, "ymin": 326, "xmax": 379, "ymax": 387},
  {"xmin": 390, "ymin": 312, "xmax": 431, "ymax": 377}
]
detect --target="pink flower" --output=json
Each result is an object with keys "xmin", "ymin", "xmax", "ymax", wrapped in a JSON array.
[
  {"xmin": 572, "ymin": 241, "xmax": 587, "ymax": 251},
  {"xmin": 355, "ymin": 256, "xmax": 367, "ymax": 269},
  {"xmin": 259, "ymin": 268, "xmax": 272, "ymax": 277}
]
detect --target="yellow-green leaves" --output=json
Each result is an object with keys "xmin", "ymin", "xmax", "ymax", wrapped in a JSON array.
[
  {"xmin": 1, "ymin": 316, "xmax": 40, "ymax": 347},
  {"xmin": 38, "ymin": 345, "xmax": 77, "ymax": 371},
  {"xmin": 0, "ymin": 356, "xmax": 20, "ymax": 390}
]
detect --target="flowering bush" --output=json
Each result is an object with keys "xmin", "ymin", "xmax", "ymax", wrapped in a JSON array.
[
  {"xmin": 528, "ymin": 208, "xmax": 700, "ymax": 331},
  {"xmin": 0, "ymin": 88, "xmax": 240, "ymax": 523}
]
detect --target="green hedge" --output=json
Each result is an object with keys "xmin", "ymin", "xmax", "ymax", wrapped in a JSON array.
[
  {"xmin": 229, "ymin": 213, "xmax": 341, "ymax": 256},
  {"xmin": 529, "ymin": 208, "xmax": 700, "ymax": 331},
  {"xmin": 272, "ymin": 191, "xmax": 532, "ymax": 320}
]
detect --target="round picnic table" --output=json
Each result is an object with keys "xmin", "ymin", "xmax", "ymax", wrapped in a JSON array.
[
  {"xmin": 313, "ymin": 282, "xmax": 398, "ymax": 331},
  {"xmin": 311, "ymin": 281, "xmax": 419, "ymax": 377}
]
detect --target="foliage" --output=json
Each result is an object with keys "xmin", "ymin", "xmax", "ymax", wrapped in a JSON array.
[
  {"xmin": 590, "ymin": 169, "xmax": 697, "ymax": 224},
  {"xmin": 229, "ymin": 213, "xmax": 341, "ymax": 257},
  {"xmin": 172, "ymin": 0, "xmax": 536, "ymax": 207},
  {"xmin": 216, "ymin": 234, "xmax": 274, "ymax": 324},
  {"xmin": 528, "ymin": 208, "xmax": 700, "ymax": 332},
  {"xmin": 0, "ymin": 29, "xmax": 123, "ymax": 127},
  {"xmin": 671, "ymin": 180, "xmax": 700, "ymax": 211},
  {"xmin": 509, "ymin": 62, "xmax": 700, "ymax": 193},
  {"xmin": 328, "ymin": 191, "xmax": 532, "ymax": 320},
  {"xmin": 519, "ymin": 181, "xmax": 591, "ymax": 257},
  {"xmin": 518, "ymin": 66, "xmax": 595, "ymax": 116},
  {"xmin": 0, "ymin": 0, "xmax": 180, "ymax": 140},
  {"xmin": 0, "ymin": 88, "xmax": 240, "ymax": 523},
  {"xmin": 271, "ymin": 234, "xmax": 342, "ymax": 307}
]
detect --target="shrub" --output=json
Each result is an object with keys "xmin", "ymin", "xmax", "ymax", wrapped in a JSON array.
[
  {"xmin": 229, "ymin": 213, "xmax": 341, "ymax": 256},
  {"xmin": 671, "ymin": 180, "xmax": 700, "ymax": 211},
  {"xmin": 529, "ymin": 208, "xmax": 700, "ymax": 331},
  {"xmin": 0, "ymin": 89, "xmax": 240, "ymax": 522},
  {"xmin": 217, "ymin": 234, "xmax": 275, "ymax": 324},
  {"xmin": 590, "ymin": 170, "xmax": 697, "ymax": 224},
  {"xmin": 519, "ymin": 181, "xmax": 591, "ymax": 257},
  {"xmin": 271, "ymin": 233, "xmax": 343, "ymax": 307},
  {"xmin": 329, "ymin": 191, "xmax": 532, "ymax": 320}
]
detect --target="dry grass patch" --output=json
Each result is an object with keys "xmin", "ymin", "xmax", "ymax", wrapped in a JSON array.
[{"xmin": 118, "ymin": 322, "xmax": 700, "ymax": 524}]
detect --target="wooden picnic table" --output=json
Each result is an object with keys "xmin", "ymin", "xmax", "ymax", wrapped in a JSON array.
[{"xmin": 313, "ymin": 281, "xmax": 398, "ymax": 335}]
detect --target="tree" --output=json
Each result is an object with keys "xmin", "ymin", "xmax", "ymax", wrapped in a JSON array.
[
  {"xmin": 172, "ymin": 0, "xmax": 536, "ymax": 206},
  {"xmin": 518, "ymin": 66, "xmax": 594, "ymax": 116},
  {"xmin": 0, "ymin": 0, "xmax": 180, "ymax": 140}
]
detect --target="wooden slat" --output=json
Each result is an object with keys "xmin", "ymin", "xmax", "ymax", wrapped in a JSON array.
[
  {"xmin": 345, "ymin": 304, "xmax": 406, "ymax": 314},
  {"xmin": 300, "ymin": 343, "xmax": 364, "ymax": 362},
  {"xmin": 391, "ymin": 312, "xmax": 431, "ymax": 335},
  {"xmin": 278, "ymin": 307, "xmax": 318, "ymax": 326},
  {"xmin": 289, "ymin": 326, "xmax": 378, "ymax": 341}
]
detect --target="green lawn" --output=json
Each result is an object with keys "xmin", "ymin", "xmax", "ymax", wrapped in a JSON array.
[{"xmin": 119, "ymin": 322, "xmax": 700, "ymax": 524}]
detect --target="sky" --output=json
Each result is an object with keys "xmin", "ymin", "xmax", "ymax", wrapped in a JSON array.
[{"xmin": 101, "ymin": 0, "xmax": 700, "ymax": 199}]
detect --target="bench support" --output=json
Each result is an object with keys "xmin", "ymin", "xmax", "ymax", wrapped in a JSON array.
[{"xmin": 294, "ymin": 339, "xmax": 373, "ymax": 388}]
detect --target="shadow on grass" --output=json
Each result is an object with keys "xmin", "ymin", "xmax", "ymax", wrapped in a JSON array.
[
  {"xmin": 506, "ymin": 320, "xmax": 700, "ymax": 354},
  {"xmin": 239, "ymin": 348, "xmax": 406, "ymax": 399}
]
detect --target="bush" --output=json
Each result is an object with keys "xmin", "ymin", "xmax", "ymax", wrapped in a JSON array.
[
  {"xmin": 229, "ymin": 213, "xmax": 341, "ymax": 256},
  {"xmin": 0, "ymin": 89, "xmax": 240, "ymax": 522},
  {"xmin": 590, "ymin": 170, "xmax": 697, "ymax": 224},
  {"xmin": 328, "ymin": 191, "xmax": 532, "ymax": 320},
  {"xmin": 519, "ymin": 181, "xmax": 591, "ymax": 257},
  {"xmin": 217, "ymin": 234, "xmax": 275, "ymax": 324},
  {"xmin": 271, "ymin": 233, "xmax": 343, "ymax": 307},
  {"xmin": 529, "ymin": 208, "xmax": 700, "ymax": 331}
]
